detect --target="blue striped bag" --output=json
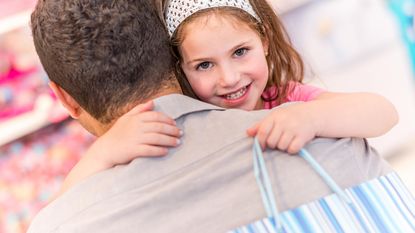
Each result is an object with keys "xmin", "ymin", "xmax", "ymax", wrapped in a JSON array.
[{"xmin": 229, "ymin": 139, "xmax": 415, "ymax": 233}]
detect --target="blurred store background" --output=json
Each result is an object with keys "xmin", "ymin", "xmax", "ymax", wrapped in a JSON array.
[
  {"xmin": 272, "ymin": 0, "xmax": 415, "ymax": 196},
  {"xmin": 0, "ymin": 0, "xmax": 414, "ymax": 232},
  {"xmin": 0, "ymin": 1, "xmax": 94, "ymax": 232}
]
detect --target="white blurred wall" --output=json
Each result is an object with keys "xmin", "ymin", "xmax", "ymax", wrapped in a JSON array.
[{"xmin": 273, "ymin": 0, "xmax": 415, "ymax": 156}]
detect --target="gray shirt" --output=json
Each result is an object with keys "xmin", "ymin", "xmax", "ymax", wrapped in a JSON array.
[{"xmin": 28, "ymin": 94, "xmax": 392, "ymax": 233}]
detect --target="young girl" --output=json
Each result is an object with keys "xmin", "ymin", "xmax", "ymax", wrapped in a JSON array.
[
  {"xmin": 56, "ymin": 0, "xmax": 398, "ymax": 196},
  {"xmin": 163, "ymin": 0, "xmax": 398, "ymax": 151}
]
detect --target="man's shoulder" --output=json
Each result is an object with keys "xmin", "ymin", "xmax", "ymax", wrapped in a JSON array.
[
  {"xmin": 153, "ymin": 94, "xmax": 271, "ymax": 121},
  {"xmin": 153, "ymin": 94, "xmax": 223, "ymax": 119},
  {"xmin": 27, "ymin": 198, "xmax": 63, "ymax": 233},
  {"xmin": 27, "ymin": 166, "xmax": 124, "ymax": 232}
]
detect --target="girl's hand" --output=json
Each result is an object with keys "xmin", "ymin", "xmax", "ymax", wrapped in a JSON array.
[
  {"xmin": 55, "ymin": 100, "xmax": 182, "ymax": 198},
  {"xmin": 246, "ymin": 103, "xmax": 319, "ymax": 154},
  {"xmin": 247, "ymin": 91, "xmax": 398, "ymax": 154},
  {"xmin": 90, "ymin": 100, "xmax": 182, "ymax": 168}
]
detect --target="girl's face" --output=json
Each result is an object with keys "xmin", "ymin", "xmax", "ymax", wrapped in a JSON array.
[{"xmin": 179, "ymin": 14, "xmax": 269, "ymax": 110}]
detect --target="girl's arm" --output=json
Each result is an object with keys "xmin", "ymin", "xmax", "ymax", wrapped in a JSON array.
[
  {"xmin": 53, "ymin": 101, "xmax": 182, "ymax": 198},
  {"xmin": 306, "ymin": 92, "xmax": 398, "ymax": 138},
  {"xmin": 247, "ymin": 92, "xmax": 398, "ymax": 154}
]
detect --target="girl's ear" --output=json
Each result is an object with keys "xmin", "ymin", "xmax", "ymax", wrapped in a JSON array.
[{"xmin": 48, "ymin": 81, "xmax": 81, "ymax": 119}]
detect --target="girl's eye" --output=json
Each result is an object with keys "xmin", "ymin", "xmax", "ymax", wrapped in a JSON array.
[
  {"xmin": 196, "ymin": 62, "xmax": 212, "ymax": 70},
  {"xmin": 234, "ymin": 48, "xmax": 247, "ymax": 57}
]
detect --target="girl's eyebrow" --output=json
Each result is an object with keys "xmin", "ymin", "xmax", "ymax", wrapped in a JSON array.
[
  {"xmin": 225, "ymin": 39, "xmax": 253, "ymax": 57},
  {"xmin": 186, "ymin": 40, "xmax": 252, "ymax": 65},
  {"xmin": 186, "ymin": 56, "xmax": 210, "ymax": 65},
  {"xmin": 229, "ymin": 40, "xmax": 250, "ymax": 53}
]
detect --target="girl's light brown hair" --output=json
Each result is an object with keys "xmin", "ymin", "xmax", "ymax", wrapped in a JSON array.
[{"xmin": 164, "ymin": 0, "xmax": 304, "ymax": 105}]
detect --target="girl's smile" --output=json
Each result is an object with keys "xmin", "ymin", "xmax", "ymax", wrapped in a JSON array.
[{"xmin": 219, "ymin": 83, "xmax": 251, "ymax": 106}]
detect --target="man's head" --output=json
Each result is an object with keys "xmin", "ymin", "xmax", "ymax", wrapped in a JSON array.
[{"xmin": 31, "ymin": 0, "xmax": 179, "ymax": 135}]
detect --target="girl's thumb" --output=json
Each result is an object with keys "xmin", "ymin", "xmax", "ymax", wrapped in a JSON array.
[{"xmin": 246, "ymin": 124, "xmax": 259, "ymax": 137}]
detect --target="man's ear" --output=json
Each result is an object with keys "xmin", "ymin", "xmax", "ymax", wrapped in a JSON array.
[{"xmin": 49, "ymin": 81, "xmax": 81, "ymax": 119}]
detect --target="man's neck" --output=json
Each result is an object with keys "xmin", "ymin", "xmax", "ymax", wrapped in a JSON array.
[{"xmin": 141, "ymin": 79, "xmax": 183, "ymax": 103}]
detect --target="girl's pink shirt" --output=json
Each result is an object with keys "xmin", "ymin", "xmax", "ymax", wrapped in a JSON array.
[{"xmin": 262, "ymin": 82, "xmax": 324, "ymax": 109}]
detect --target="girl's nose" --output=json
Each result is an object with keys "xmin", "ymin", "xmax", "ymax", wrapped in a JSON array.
[{"xmin": 218, "ymin": 65, "xmax": 239, "ymax": 87}]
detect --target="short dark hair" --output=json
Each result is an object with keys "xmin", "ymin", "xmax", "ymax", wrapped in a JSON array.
[{"xmin": 31, "ymin": 0, "xmax": 175, "ymax": 123}]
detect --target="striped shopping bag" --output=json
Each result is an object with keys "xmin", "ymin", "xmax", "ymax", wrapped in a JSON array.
[{"xmin": 229, "ymin": 139, "xmax": 415, "ymax": 233}]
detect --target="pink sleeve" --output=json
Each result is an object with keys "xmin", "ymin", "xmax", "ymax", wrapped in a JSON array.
[{"xmin": 286, "ymin": 82, "xmax": 325, "ymax": 102}]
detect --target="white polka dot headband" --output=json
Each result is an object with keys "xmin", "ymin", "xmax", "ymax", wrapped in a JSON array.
[{"xmin": 165, "ymin": 0, "xmax": 260, "ymax": 37}]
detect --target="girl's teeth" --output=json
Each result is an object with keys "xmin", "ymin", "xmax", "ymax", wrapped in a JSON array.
[{"xmin": 226, "ymin": 86, "xmax": 247, "ymax": 100}]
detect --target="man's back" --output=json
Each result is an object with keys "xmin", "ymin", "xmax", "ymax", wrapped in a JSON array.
[{"xmin": 28, "ymin": 95, "xmax": 392, "ymax": 233}]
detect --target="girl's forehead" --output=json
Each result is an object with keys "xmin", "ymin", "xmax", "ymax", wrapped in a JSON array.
[
  {"xmin": 179, "ymin": 15, "xmax": 263, "ymax": 55},
  {"xmin": 179, "ymin": 12, "xmax": 261, "ymax": 45},
  {"xmin": 184, "ymin": 11, "xmax": 252, "ymax": 32}
]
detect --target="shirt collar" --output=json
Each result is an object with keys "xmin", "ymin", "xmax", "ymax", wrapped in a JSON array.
[{"xmin": 153, "ymin": 94, "xmax": 224, "ymax": 120}]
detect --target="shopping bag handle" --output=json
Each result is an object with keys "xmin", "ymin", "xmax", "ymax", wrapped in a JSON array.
[
  {"xmin": 252, "ymin": 138, "xmax": 282, "ymax": 230},
  {"xmin": 298, "ymin": 148, "xmax": 352, "ymax": 204},
  {"xmin": 253, "ymin": 138, "xmax": 353, "ymax": 231},
  {"xmin": 252, "ymin": 138, "xmax": 278, "ymax": 221}
]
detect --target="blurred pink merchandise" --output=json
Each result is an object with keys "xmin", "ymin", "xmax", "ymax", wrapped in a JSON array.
[
  {"xmin": 0, "ymin": 120, "xmax": 94, "ymax": 233},
  {"xmin": 1, "ymin": 1, "xmax": 80, "ymax": 233},
  {"xmin": 0, "ymin": 27, "xmax": 56, "ymax": 121},
  {"xmin": 0, "ymin": 0, "xmax": 37, "ymax": 19}
]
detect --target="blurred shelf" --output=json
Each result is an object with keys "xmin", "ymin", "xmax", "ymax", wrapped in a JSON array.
[
  {"xmin": 0, "ymin": 9, "xmax": 31, "ymax": 34},
  {"xmin": 0, "ymin": 0, "xmax": 64, "ymax": 147},
  {"xmin": 0, "ymin": 0, "xmax": 37, "ymax": 34}
]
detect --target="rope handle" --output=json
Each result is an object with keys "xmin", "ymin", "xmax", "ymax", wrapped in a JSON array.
[{"xmin": 253, "ymin": 138, "xmax": 354, "ymax": 232}]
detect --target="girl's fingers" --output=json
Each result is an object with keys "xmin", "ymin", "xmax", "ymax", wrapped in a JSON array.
[
  {"xmin": 134, "ymin": 145, "xmax": 169, "ymax": 157},
  {"xmin": 246, "ymin": 123, "xmax": 259, "ymax": 136},
  {"xmin": 287, "ymin": 137, "xmax": 304, "ymax": 154},
  {"xmin": 138, "ymin": 111, "xmax": 176, "ymax": 125},
  {"xmin": 124, "ymin": 103, "xmax": 177, "ymax": 126},
  {"xmin": 139, "ymin": 133, "xmax": 181, "ymax": 147},
  {"xmin": 265, "ymin": 127, "xmax": 282, "ymax": 149},
  {"xmin": 109, "ymin": 145, "xmax": 169, "ymax": 165},
  {"xmin": 277, "ymin": 132, "xmax": 294, "ymax": 152},
  {"xmin": 255, "ymin": 121, "xmax": 274, "ymax": 150},
  {"xmin": 139, "ymin": 122, "xmax": 182, "ymax": 136}
]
